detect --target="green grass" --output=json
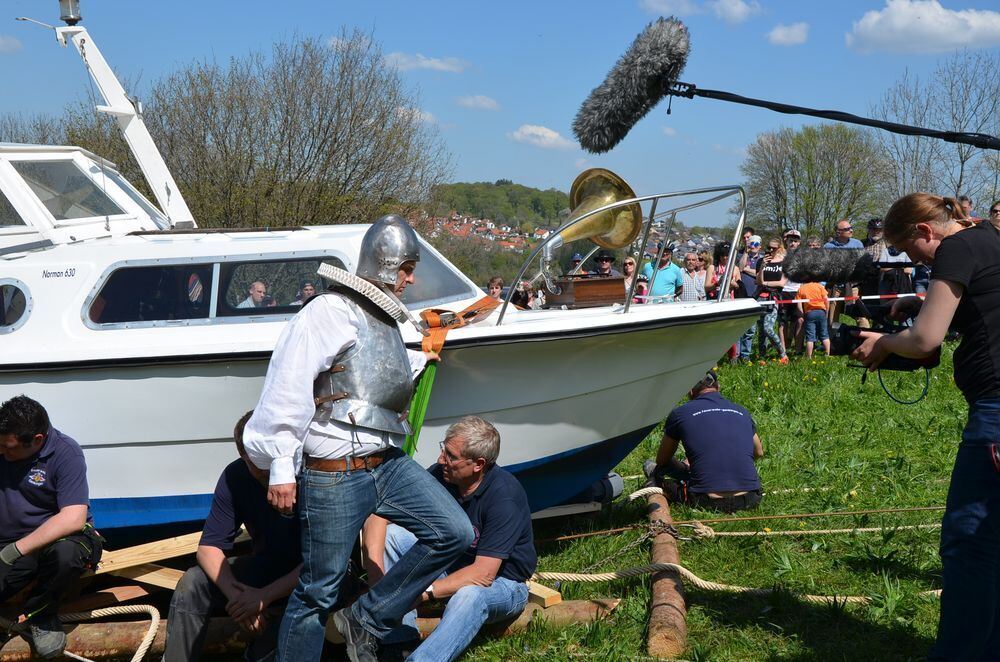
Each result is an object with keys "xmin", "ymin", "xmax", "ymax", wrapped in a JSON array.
[{"xmin": 471, "ymin": 346, "xmax": 966, "ymax": 661}]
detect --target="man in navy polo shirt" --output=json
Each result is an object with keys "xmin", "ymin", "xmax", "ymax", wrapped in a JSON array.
[
  {"xmin": 0, "ymin": 395, "xmax": 101, "ymax": 659},
  {"xmin": 363, "ymin": 416, "xmax": 535, "ymax": 662},
  {"xmin": 644, "ymin": 372, "xmax": 764, "ymax": 513},
  {"xmin": 164, "ymin": 411, "xmax": 301, "ymax": 661}
]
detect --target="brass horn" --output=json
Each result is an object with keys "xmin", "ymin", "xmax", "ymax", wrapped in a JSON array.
[{"xmin": 559, "ymin": 168, "xmax": 643, "ymax": 250}]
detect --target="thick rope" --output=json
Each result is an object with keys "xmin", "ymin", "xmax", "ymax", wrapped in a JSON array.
[
  {"xmin": 688, "ymin": 521, "xmax": 941, "ymax": 538},
  {"xmin": 533, "ymin": 563, "xmax": 942, "ymax": 605},
  {"xmin": 0, "ymin": 604, "xmax": 159, "ymax": 662}
]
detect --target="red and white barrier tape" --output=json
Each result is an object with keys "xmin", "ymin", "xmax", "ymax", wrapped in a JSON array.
[{"xmin": 761, "ymin": 292, "xmax": 926, "ymax": 306}]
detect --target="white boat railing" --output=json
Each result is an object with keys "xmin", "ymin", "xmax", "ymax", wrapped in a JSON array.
[{"xmin": 496, "ymin": 185, "xmax": 748, "ymax": 325}]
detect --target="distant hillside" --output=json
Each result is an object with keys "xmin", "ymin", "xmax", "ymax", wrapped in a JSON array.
[{"xmin": 429, "ymin": 180, "xmax": 569, "ymax": 231}]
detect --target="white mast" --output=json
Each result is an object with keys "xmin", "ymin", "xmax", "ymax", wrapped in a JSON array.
[{"xmin": 53, "ymin": 19, "xmax": 197, "ymax": 228}]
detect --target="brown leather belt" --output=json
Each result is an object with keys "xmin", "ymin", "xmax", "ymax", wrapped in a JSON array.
[{"xmin": 304, "ymin": 451, "xmax": 388, "ymax": 472}]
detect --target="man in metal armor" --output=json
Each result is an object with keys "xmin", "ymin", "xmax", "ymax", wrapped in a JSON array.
[{"xmin": 242, "ymin": 215, "xmax": 474, "ymax": 662}]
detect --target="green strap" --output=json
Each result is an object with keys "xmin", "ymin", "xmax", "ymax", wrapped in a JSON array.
[{"xmin": 404, "ymin": 363, "xmax": 437, "ymax": 457}]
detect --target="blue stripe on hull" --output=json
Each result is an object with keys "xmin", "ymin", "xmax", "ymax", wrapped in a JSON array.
[{"xmin": 90, "ymin": 427, "xmax": 656, "ymax": 529}]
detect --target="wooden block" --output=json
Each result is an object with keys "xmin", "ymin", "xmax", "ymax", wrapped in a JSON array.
[
  {"xmin": 527, "ymin": 580, "xmax": 562, "ymax": 608},
  {"xmin": 109, "ymin": 563, "xmax": 186, "ymax": 590},
  {"xmin": 545, "ymin": 276, "xmax": 626, "ymax": 309},
  {"xmin": 60, "ymin": 585, "xmax": 155, "ymax": 614}
]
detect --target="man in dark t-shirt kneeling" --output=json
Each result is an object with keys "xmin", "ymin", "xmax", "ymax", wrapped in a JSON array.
[
  {"xmin": 645, "ymin": 371, "xmax": 764, "ymax": 513},
  {"xmin": 163, "ymin": 411, "xmax": 301, "ymax": 662},
  {"xmin": 363, "ymin": 416, "xmax": 536, "ymax": 662},
  {"xmin": 0, "ymin": 396, "xmax": 102, "ymax": 659}
]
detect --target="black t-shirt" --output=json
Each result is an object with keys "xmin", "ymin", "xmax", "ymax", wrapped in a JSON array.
[
  {"xmin": 428, "ymin": 464, "xmax": 536, "ymax": 582},
  {"xmin": 756, "ymin": 258, "xmax": 784, "ymax": 299},
  {"xmin": 664, "ymin": 392, "xmax": 761, "ymax": 493},
  {"xmin": 931, "ymin": 222, "xmax": 1000, "ymax": 403},
  {"xmin": 200, "ymin": 459, "xmax": 301, "ymax": 576}
]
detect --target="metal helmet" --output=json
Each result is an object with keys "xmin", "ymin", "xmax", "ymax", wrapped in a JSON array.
[{"xmin": 356, "ymin": 215, "xmax": 421, "ymax": 286}]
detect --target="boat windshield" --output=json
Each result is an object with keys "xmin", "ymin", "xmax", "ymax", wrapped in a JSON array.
[
  {"xmin": 11, "ymin": 160, "xmax": 125, "ymax": 222},
  {"xmin": 0, "ymin": 188, "xmax": 24, "ymax": 226},
  {"xmin": 401, "ymin": 244, "xmax": 480, "ymax": 308}
]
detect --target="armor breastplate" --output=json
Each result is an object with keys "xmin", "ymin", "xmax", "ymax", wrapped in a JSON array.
[{"xmin": 312, "ymin": 290, "xmax": 414, "ymax": 435}]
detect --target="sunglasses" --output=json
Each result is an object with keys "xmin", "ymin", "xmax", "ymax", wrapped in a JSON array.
[
  {"xmin": 991, "ymin": 208, "xmax": 1000, "ymax": 215},
  {"xmin": 837, "ymin": 227, "xmax": 853, "ymax": 232},
  {"xmin": 749, "ymin": 242, "xmax": 761, "ymax": 247}
]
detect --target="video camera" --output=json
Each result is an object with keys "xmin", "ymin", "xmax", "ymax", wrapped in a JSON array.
[{"xmin": 829, "ymin": 322, "xmax": 940, "ymax": 372}]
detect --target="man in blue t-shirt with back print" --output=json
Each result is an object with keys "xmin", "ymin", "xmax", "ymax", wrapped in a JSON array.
[{"xmin": 644, "ymin": 372, "xmax": 764, "ymax": 513}]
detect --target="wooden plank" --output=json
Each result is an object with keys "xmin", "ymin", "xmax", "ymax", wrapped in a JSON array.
[
  {"xmin": 526, "ymin": 580, "xmax": 562, "ymax": 608},
  {"xmin": 94, "ymin": 531, "xmax": 202, "ymax": 575},
  {"xmin": 646, "ymin": 492, "xmax": 687, "ymax": 659},
  {"xmin": 109, "ymin": 563, "xmax": 186, "ymax": 590},
  {"xmin": 94, "ymin": 529, "xmax": 249, "ymax": 575},
  {"xmin": 530, "ymin": 502, "xmax": 602, "ymax": 520}
]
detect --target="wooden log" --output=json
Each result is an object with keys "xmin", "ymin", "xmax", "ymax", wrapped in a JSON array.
[
  {"xmin": 1, "ymin": 600, "xmax": 620, "ymax": 660},
  {"xmin": 646, "ymin": 491, "xmax": 687, "ymax": 659},
  {"xmin": 325, "ymin": 598, "xmax": 619, "ymax": 644},
  {"xmin": 526, "ymin": 580, "xmax": 563, "ymax": 608},
  {"xmin": 0, "ymin": 619, "xmax": 247, "ymax": 661}
]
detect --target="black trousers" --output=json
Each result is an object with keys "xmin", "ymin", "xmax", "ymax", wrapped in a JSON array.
[
  {"xmin": 163, "ymin": 556, "xmax": 286, "ymax": 662},
  {"xmin": 0, "ymin": 529, "xmax": 103, "ymax": 619},
  {"xmin": 657, "ymin": 459, "xmax": 762, "ymax": 514}
]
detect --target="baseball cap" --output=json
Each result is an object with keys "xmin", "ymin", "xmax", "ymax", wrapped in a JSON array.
[
  {"xmin": 748, "ymin": 234, "xmax": 762, "ymax": 246},
  {"xmin": 783, "ymin": 229, "xmax": 801, "ymax": 239},
  {"xmin": 868, "ymin": 218, "xmax": 883, "ymax": 229},
  {"xmin": 571, "ymin": 253, "xmax": 583, "ymax": 261}
]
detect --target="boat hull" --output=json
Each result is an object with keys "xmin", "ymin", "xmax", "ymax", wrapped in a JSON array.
[{"xmin": 1, "ymin": 303, "xmax": 758, "ymax": 527}]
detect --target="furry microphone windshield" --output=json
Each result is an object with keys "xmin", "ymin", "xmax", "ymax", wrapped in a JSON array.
[
  {"xmin": 572, "ymin": 17, "xmax": 690, "ymax": 154},
  {"xmin": 782, "ymin": 249, "xmax": 876, "ymax": 284}
]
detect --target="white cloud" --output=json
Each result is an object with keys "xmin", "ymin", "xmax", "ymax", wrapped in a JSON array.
[
  {"xmin": 708, "ymin": 0, "xmax": 761, "ymax": 24},
  {"xmin": 662, "ymin": 126, "xmax": 678, "ymax": 137},
  {"xmin": 0, "ymin": 36, "xmax": 22, "ymax": 54},
  {"xmin": 639, "ymin": 0, "xmax": 703, "ymax": 16},
  {"xmin": 396, "ymin": 107, "xmax": 436, "ymax": 124},
  {"xmin": 507, "ymin": 125, "xmax": 576, "ymax": 150},
  {"xmin": 457, "ymin": 95, "xmax": 500, "ymax": 111},
  {"xmin": 384, "ymin": 51, "xmax": 468, "ymax": 73},
  {"xmin": 847, "ymin": 0, "xmax": 1000, "ymax": 54},
  {"xmin": 768, "ymin": 22, "xmax": 809, "ymax": 46}
]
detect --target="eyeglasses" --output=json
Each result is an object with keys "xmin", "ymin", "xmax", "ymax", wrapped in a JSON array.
[
  {"xmin": 990, "ymin": 208, "xmax": 1000, "ymax": 215},
  {"xmin": 438, "ymin": 441, "xmax": 471, "ymax": 464},
  {"xmin": 837, "ymin": 226, "xmax": 853, "ymax": 232},
  {"xmin": 597, "ymin": 257, "xmax": 613, "ymax": 262}
]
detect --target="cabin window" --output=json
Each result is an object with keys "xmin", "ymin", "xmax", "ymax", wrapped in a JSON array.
[
  {"xmin": 400, "ymin": 245, "xmax": 480, "ymax": 308},
  {"xmin": 0, "ymin": 281, "xmax": 28, "ymax": 332},
  {"xmin": 0, "ymin": 188, "xmax": 25, "ymax": 227},
  {"xmin": 218, "ymin": 256, "xmax": 347, "ymax": 316},
  {"xmin": 11, "ymin": 160, "xmax": 125, "ymax": 222},
  {"xmin": 89, "ymin": 264, "xmax": 214, "ymax": 325}
]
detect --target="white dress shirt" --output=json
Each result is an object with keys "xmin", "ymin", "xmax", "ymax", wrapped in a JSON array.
[{"xmin": 242, "ymin": 294, "xmax": 427, "ymax": 486}]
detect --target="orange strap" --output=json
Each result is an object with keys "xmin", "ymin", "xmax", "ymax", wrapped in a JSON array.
[{"xmin": 419, "ymin": 296, "xmax": 501, "ymax": 353}]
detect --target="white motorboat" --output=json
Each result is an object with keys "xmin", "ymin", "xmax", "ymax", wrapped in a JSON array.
[{"xmin": 0, "ymin": 5, "xmax": 760, "ymax": 529}]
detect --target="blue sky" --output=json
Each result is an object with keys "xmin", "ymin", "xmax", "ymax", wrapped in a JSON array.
[{"xmin": 2, "ymin": 0, "xmax": 999, "ymax": 226}]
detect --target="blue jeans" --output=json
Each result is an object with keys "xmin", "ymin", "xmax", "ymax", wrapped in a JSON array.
[
  {"xmin": 738, "ymin": 322, "xmax": 757, "ymax": 359},
  {"xmin": 929, "ymin": 398, "xmax": 1000, "ymax": 661},
  {"xmin": 803, "ymin": 309, "xmax": 829, "ymax": 343},
  {"xmin": 276, "ymin": 448, "xmax": 474, "ymax": 661},
  {"xmin": 383, "ymin": 524, "xmax": 529, "ymax": 662}
]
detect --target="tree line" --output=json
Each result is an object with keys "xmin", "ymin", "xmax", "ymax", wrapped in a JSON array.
[
  {"xmin": 740, "ymin": 50, "xmax": 999, "ymax": 240},
  {"xmin": 1, "ymin": 31, "xmax": 451, "ymax": 229},
  {"xmin": 428, "ymin": 180, "xmax": 569, "ymax": 231}
]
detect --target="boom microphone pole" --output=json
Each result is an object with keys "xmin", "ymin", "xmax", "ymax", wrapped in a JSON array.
[{"xmin": 573, "ymin": 17, "xmax": 1000, "ymax": 153}]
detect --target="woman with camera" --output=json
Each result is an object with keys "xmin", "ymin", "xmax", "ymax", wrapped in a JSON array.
[{"xmin": 852, "ymin": 192, "xmax": 999, "ymax": 661}]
